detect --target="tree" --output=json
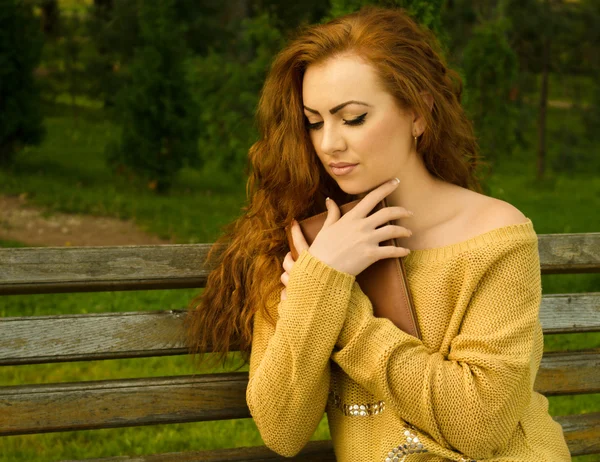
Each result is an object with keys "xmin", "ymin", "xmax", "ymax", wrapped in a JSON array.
[
  {"xmin": 462, "ymin": 16, "xmax": 518, "ymax": 168},
  {"xmin": 39, "ymin": 0, "xmax": 60, "ymax": 39},
  {"xmin": 191, "ymin": 11, "xmax": 285, "ymax": 180},
  {"xmin": 0, "ymin": 0, "xmax": 45, "ymax": 167},
  {"xmin": 85, "ymin": 0, "xmax": 140, "ymax": 107},
  {"xmin": 105, "ymin": 0, "xmax": 201, "ymax": 194},
  {"xmin": 504, "ymin": 0, "xmax": 588, "ymax": 177},
  {"xmin": 326, "ymin": 0, "xmax": 445, "ymax": 38}
]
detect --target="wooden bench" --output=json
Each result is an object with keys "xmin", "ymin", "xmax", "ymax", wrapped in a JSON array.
[{"xmin": 1, "ymin": 231, "xmax": 599, "ymax": 461}]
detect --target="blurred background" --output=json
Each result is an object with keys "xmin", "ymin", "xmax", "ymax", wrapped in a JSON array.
[{"xmin": 0, "ymin": 0, "xmax": 598, "ymax": 460}]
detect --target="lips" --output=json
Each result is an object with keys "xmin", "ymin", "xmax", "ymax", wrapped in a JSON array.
[
  {"xmin": 329, "ymin": 162, "xmax": 358, "ymax": 168},
  {"xmin": 330, "ymin": 164, "xmax": 358, "ymax": 176}
]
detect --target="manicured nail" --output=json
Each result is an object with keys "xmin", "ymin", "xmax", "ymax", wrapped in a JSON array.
[{"xmin": 390, "ymin": 177, "xmax": 400, "ymax": 185}]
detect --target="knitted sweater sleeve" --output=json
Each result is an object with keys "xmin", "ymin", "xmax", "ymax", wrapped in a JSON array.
[
  {"xmin": 330, "ymin": 237, "xmax": 542, "ymax": 460},
  {"xmin": 246, "ymin": 249, "xmax": 355, "ymax": 457}
]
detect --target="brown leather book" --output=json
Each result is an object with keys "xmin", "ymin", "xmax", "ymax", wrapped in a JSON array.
[{"xmin": 284, "ymin": 197, "xmax": 421, "ymax": 340}]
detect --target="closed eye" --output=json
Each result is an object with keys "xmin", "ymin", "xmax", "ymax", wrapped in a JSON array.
[{"xmin": 306, "ymin": 113, "xmax": 368, "ymax": 131}]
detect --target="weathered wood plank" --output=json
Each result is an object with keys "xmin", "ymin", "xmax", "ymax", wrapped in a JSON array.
[
  {"xmin": 1, "ymin": 293, "xmax": 597, "ymax": 365},
  {"xmin": 1, "ymin": 233, "xmax": 598, "ymax": 295},
  {"xmin": 60, "ymin": 440, "xmax": 336, "ymax": 462},
  {"xmin": 1, "ymin": 351, "xmax": 598, "ymax": 436},
  {"xmin": 554, "ymin": 412, "xmax": 600, "ymax": 456},
  {"xmin": 534, "ymin": 349, "xmax": 600, "ymax": 395},
  {"xmin": 538, "ymin": 232, "xmax": 600, "ymax": 274},
  {"xmin": 0, "ymin": 310, "xmax": 190, "ymax": 365},
  {"xmin": 0, "ymin": 244, "xmax": 218, "ymax": 295},
  {"xmin": 0, "ymin": 373, "xmax": 250, "ymax": 436},
  {"xmin": 538, "ymin": 293, "xmax": 600, "ymax": 334}
]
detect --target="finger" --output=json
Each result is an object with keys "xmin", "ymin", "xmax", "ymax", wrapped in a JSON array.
[
  {"xmin": 374, "ymin": 244, "xmax": 411, "ymax": 259},
  {"xmin": 280, "ymin": 271, "xmax": 289, "ymax": 287},
  {"xmin": 322, "ymin": 197, "xmax": 341, "ymax": 228},
  {"xmin": 283, "ymin": 252, "xmax": 295, "ymax": 273},
  {"xmin": 371, "ymin": 224, "xmax": 412, "ymax": 242},
  {"xmin": 366, "ymin": 207, "xmax": 414, "ymax": 229},
  {"xmin": 280, "ymin": 288, "xmax": 287, "ymax": 301},
  {"xmin": 350, "ymin": 177, "xmax": 400, "ymax": 219},
  {"xmin": 291, "ymin": 219, "xmax": 310, "ymax": 254}
]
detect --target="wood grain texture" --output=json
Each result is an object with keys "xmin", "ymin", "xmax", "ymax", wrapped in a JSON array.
[
  {"xmin": 0, "ymin": 373, "xmax": 250, "ymax": 436},
  {"xmin": 534, "ymin": 349, "xmax": 600, "ymax": 395},
  {"xmin": 0, "ymin": 310, "xmax": 190, "ymax": 365},
  {"xmin": 1, "ymin": 292, "xmax": 597, "ymax": 365},
  {"xmin": 1, "ymin": 232, "xmax": 598, "ymax": 295},
  {"xmin": 537, "ymin": 232, "xmax": 600, "ymax": 274},
  {"xmin": 538, "ymin": 293, "xmax": 600, "ymax": 334},
  {"xmin": 1, "ymin": 350, "xmax": 598, "ymax": 437},
  {"xmin": 555, "ymin": 412, "xmax": 600, "ymax": 456},
  {"xmin": 0, "ymin": 244, "xmax": 219, "ymax": 295}
]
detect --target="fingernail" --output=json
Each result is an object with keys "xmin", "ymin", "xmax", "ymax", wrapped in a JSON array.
[
  {"xmin": 408, "ymin": 211, "xmax": 414, "ymax": 216},
  {"xmin": 325, "ymin": 197, "xmax": 330, "ymax": 204},
  {"xmin": 390, "ymin": 177, "xmax": 400, "ymax": 185}
]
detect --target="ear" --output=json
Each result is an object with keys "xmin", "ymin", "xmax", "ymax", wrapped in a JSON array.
[
  {"xmin": 421, "ymin": 91, "xmax": 434, "ymax": 112},
  {"xmin": 412, "ymin": 91, "xmax": 434, "ymax": 136}
]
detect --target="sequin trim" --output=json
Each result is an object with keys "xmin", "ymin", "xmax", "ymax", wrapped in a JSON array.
[
  {"xmin": 329, "ymin": 373, "xmax": 385, "ymax": 417},
  {"xmin": 385, "ymin": 426, "xmax": 428, "ymax": 462},
  {"xmin": 329, "ymin": 388, "xmax": 386, "ymax": 416}
]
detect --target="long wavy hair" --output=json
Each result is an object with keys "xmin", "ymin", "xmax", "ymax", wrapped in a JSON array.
[{"xmin": 184, "ymin": 5, "xmax": 486, "ymax": 369}]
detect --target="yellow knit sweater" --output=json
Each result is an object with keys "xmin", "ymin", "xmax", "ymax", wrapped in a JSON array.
[{"xmin": 246, "ymin": 219, "xmax": 571, "ymax": 461}]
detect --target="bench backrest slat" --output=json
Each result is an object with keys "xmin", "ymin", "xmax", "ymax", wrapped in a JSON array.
[
  {"xmin": 1, "ymin": 349, "xmax": 599, "ymax": 437},
  {"xmin": 0, "ymin": 373, "xmax": 249, "ymax": 436},
  {"xmin": 1, "ymin": 293, "xmax": 598, "ymax": 365},
  {"xmin": 1, "ymin": 233, "xmax": 599, "ymax": 295}
]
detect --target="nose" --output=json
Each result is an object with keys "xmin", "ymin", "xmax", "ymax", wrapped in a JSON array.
[{"xmin": 319, "ymin": 123, "xmax": 346, "ymax": 154}]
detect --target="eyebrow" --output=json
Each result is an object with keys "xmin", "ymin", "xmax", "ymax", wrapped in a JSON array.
[{"xmin": 303, "ymin": 100, "xmax": 371, "ymax": 115}]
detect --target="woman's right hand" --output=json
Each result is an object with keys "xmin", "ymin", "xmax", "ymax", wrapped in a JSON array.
[{"xmin": 307, "ymin": 178, "xmax": 413, "ymax": 276}]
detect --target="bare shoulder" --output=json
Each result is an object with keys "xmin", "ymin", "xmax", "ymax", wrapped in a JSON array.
[{"xmin": 466, "ymin": 191, "xmax": 529, "ymax": 231}]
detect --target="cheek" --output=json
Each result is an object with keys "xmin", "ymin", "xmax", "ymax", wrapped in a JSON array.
[{"xmin": 353, "ymin": 117, "xmax": 406, "ymax": 163}]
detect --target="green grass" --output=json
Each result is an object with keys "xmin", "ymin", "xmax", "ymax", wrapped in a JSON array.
[
  {"xmin": 0, "ymin": 97, "xmax": 599, "ymax": 460},
  {"xmin": 0, "ymin": 102, "xmax": 247, "ymax": 244},
  {"xmin": 535, "ymin": 72, "xmax": 595, "ymax": 105}
]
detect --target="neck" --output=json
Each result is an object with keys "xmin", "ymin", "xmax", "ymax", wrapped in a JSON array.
[{"xmin": 370, "ymin": 150, "xmax": 460, "ymax": 232}]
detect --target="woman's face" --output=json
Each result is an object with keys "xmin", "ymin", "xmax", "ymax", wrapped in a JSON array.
[{"xmin": 302, "ymin": 53, "xmax": 416, "ymax": 196}]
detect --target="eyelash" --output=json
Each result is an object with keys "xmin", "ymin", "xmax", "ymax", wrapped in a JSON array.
[{"xmin": 306, "ymin": 113, "xmax": 367, "ymax": 131}]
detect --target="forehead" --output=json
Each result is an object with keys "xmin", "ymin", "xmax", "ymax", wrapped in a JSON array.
[{"xmin": 302, "ymin": 55, "xmax": 383, "ymax": 108}]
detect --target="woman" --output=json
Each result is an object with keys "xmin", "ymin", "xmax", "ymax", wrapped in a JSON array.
[{"xmin": 185, "ymin": 6, "xmax": 571, "ymax": 461}]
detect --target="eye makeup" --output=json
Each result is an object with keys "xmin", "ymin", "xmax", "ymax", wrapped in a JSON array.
[{"xmin": 305, "ymin": 112, "xmax": 368, "ymax": 131}]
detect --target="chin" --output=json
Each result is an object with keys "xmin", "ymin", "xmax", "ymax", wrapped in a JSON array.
[{"xmin": 335, "ymin": 180, "xmax": 373, "ymax": 198}]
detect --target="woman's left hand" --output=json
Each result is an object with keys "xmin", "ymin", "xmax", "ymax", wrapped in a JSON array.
[{"xmin": 280, "ymin": 220, "xmax": 310, "ymax": 301}]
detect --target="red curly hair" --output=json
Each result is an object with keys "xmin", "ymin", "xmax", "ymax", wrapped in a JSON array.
[{"xmin": 184, "ymin": 5, "xmax": 486, "ymax": 369}]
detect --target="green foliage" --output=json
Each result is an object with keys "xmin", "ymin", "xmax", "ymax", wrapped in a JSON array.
[
  {"xmin": 326, "ymin": 0, "xmax": 444, "ymax": 37},
  {"xmin": 254, "ymin": 0, "xmax": 330, "ymax": 31},
  {"xmin": 84, "ymin": 0, "xmax": 141, "ymax": 108},
  {"xmin": 105, "ymin": 0, "xmax": 201, "ymax": 194},
  {"xmin": 0, "ymin": 0, "xmax": 46, "ymax": 166},
  {"xmin": 83, "ymin": 0, "xmax": 236, "ymax": 108},
  {"xmin": 37, "ymin": 8, "xmax": 90, "ymax": 115},
  {"xmin": 191, "ymin": 12, "xmax": 285, "ymax": 179},
  {"xmin": 462, "ymin": 18, "xmax": 518, "ymax": 164}
]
